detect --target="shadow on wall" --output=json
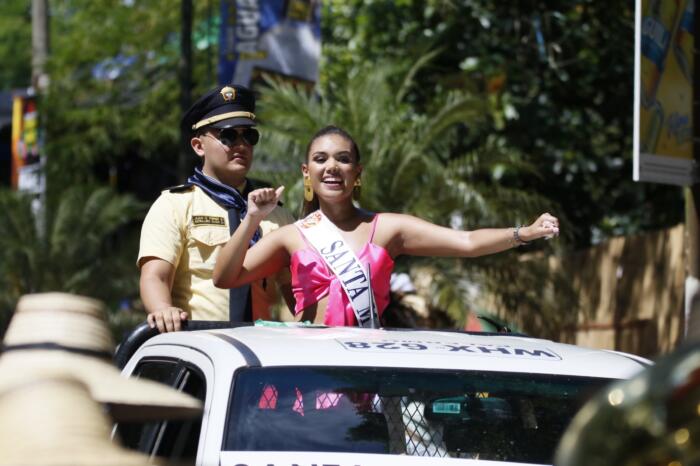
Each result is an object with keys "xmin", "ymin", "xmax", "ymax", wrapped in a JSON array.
[{"xmin": 487, "ymin": 225, "xmax": 685, "ymax": 358}]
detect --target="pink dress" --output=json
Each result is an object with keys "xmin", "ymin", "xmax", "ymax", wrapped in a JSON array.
[{"xmin": 290, "ymin": 214, "xmax": 394, "ymax": 326}]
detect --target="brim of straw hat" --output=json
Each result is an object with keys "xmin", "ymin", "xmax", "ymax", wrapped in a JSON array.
[
  {"xmin": 0, "ymin": 375, "xmax": 164, "ymax": 466},
  {"xmin": 0, "ymin": 351, "xmax": 201, "ymax": 422},
  {"xmin": 2, "ymin": 292, "xmax": 201, "ymax": 422}
]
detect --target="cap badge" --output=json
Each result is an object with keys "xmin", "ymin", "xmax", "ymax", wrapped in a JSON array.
[{"xmin": 220, "ymin": 86, "xmax": 236, "ymax": 102}]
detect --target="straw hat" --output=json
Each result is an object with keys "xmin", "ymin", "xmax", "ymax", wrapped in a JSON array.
[
  {"xmin": 0, "ymin": 292, "xmax": 202, "ymax": 422},
  {"xmin": 0, "ymin": 374, "xmax": 161, "ymax": 466}
]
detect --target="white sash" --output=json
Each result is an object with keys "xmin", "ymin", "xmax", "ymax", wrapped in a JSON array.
[{"xmin": 296, "ymin": 211, "xmax": 379, "ymax": 328}]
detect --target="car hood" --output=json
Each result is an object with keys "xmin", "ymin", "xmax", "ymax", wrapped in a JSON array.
[{"xmin": 220, "ymin": 451, "xmax": 548, "ymax": 466}]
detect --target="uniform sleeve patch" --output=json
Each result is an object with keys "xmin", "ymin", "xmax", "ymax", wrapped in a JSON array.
[{"xmin": 192, "ymin": 215, "xmax": 226, "ymax": 226}]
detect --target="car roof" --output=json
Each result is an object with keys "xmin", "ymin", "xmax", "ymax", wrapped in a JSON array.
[{"xmin": 143, "ymin": 325, "xmax": 648, "ymax": 379}]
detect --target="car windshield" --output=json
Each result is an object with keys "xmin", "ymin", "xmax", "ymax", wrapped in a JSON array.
[{"xmin": 224, "ymin": 366, "xmax": 614, "ymax": 464}]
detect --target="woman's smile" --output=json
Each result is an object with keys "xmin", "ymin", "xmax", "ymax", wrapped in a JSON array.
[{"xmin": 321, "ymin": 176, "xmax": 344, "ymax": 189}]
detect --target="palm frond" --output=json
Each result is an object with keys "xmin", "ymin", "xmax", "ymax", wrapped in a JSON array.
[
  {"xmin": 0, "ymin": 185, "xmax": 144, "ymax": 305},
  {"xmin": 396, "ymin": 47, "xmax": 445, "ymax": 103}
]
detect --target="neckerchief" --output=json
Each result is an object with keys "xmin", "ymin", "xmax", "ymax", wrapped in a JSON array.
[{"xmin": 187, "ymin": 166, "xmax": 261, "ymax": 246}]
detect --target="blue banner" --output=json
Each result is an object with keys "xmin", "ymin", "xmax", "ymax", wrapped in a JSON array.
[{"xmin": 218, "ymin": 0, "xmax": 321, "ymax": 88}]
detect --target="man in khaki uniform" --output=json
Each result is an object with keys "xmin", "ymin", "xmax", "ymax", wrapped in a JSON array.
[{"xmin": 138, "ymin": 85, "xmax": 294, "ymax": 332}]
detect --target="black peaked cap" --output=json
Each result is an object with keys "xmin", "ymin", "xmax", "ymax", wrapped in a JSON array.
[{"xmin": 181, "ymin": 85, "xmax": 256, "ymax": 138}]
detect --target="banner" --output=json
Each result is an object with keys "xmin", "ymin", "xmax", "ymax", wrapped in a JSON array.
[
  {"xmin": 634, "ymin": 0, "xmax": 695, "ymax": 186},
  {"xmin": 11, "ymin": 94, "xmax": 44, "ymax": 194},
  {"xmin": 218, "ymin": 0, "xmax": 321, "ymax": 88}
]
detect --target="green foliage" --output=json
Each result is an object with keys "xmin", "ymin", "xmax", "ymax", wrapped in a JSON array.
[
  {"xmin": 0, "ymin": 0, "xmax": 219, "ymax": 332},
  {"xmin": 44, "ymin": 0, "xmax": 180, "ymax": 182},
  {"xmin": 321, "ymin": 0, "xmax": 684, "ymax": 247},
  {"xmin": 41, "ymin": 0, "xmax": 219, "ymax": 186},
  {"xmin": 0, "ymin": 0, "xmax": 31, "ymax": 89},
  {"xmin": 0, "ymin": 186, "xmax": 145, "ymax": 335},
  {"xmin": 267, "ymin": 0, "xmax": 681, "ymax": 326}
]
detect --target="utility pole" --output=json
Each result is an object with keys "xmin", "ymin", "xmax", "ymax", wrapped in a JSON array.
[
  {"xmin": 28, "ymin": 0, "xmax": 50, "ymax": 237},
  {"xmin": 31, "ymin": 0, "xmax": 49, "ymax": 92},
  {"xmin": 179, "ymin": 0, "xmax": 194, "ymax": 182},
  {"xmin": 686, "ymin": 187, "xmax": 700, "ymax": 339},
  {"xmin": 686, "ymin": 0, "xmax": 700, "ymax": 341}
]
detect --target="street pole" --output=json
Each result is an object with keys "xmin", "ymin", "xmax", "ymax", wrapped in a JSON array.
[
  {"xmin": 30, "ymin": 0, "xmax": 50, "ymax": 237},
  {"xmin": 179, "ymin": 0, "xmax": 194, "ymax": 182},
  {"xmin": 686, "ymin": 1, "xmax": 700, "ymax": 341},
  {"xmin": 685, "ymin": 187, "xmax": 700, "ymax": 340}
]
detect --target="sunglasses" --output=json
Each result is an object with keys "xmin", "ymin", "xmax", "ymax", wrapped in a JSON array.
[{"xmin": 209, "ymin": 127, "xmax": 260, "ymax": 146}]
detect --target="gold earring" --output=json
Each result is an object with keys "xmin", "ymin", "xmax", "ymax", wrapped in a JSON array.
[
  {"xmin": 303, "ymin": 177, "xmax": 314, "ymax": 202},
  {"xmin": 353, "ymin": 178, "xmax": 362, "ymax": 201}
]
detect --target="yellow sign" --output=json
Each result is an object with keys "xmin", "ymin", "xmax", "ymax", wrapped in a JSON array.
[
  {"xmin": 635, "ymin": 0, "xmax": 695, "ymax": 185},
  {"xmin": 10, "ymin": 94, "xmax": 43, "ymax": 192}
]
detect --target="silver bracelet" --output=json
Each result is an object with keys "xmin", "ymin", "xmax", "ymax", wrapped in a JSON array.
[{"xmin": 513, "ymin": 226, "xmax": 530, "ymax": 246}]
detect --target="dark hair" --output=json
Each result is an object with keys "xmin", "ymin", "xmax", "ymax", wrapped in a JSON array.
[
  {"xmin": 301, "ymin": 125, "xmax": 361, "ymax": 217},
  {"xmin": 305, "ymin": 125, "xmax": 361, "ymax": 162}
]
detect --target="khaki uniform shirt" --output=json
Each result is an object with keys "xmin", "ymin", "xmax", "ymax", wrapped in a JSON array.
[{"xmin": 137, "ymin": 183, "xmax": 295, "ymax": 321}]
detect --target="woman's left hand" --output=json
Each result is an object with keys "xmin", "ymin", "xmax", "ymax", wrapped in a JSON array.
[{"xmin": 520, "ymin": 213, "xmax": 560, "ymax": 242}]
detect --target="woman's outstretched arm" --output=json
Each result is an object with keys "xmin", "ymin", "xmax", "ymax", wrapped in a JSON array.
[
  {"xmin": 213, "ymin": 187, "xmax": 290, "ymax": 288},
  {"xmin": 383, "ymin": 212, "xmax": 559, "ymax": 258}
]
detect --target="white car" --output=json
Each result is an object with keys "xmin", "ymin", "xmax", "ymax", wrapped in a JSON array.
[{"xmin": 115, "ymin": 323, "xmax": 649, "ymax": 466}]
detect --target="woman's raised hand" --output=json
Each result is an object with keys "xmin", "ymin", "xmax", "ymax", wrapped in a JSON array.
[
  {"xmin": 520, "ymin": 213, "xmax": 560, "ymax": 242},
  {"xmin": 247, "ymin": 186, "xmax": 285, "ymax": 220}
]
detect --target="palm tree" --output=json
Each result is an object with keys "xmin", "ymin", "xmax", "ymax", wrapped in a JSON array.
[
  {"xmin": 0, "ymin": 186, "xmax": 145, "ymax": 335},
  {"xmin": 253, "ymin": 56, "xmax": 573, "ymax": 327}
]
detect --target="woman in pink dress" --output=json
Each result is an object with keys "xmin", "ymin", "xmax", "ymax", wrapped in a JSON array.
[{"xmin": 213, "ymin": 126, "xmax": 559, "ymax": 326}]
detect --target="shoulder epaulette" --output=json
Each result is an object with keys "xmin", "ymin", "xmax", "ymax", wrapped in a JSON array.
[{"xmin": 167, "ymin": 183, "xmax": 194, "ymax": 193}]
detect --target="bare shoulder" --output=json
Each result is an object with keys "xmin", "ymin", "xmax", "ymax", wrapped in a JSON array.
[
  {"xmin": 372, "ymin": 212, "xmax": 417, "ymax": 247},
  {"xmin": 376, "ymin": 212, "xmax": 426, "ymax": 231},
  {"xmin": 375, "ymin": 212, "xmax": 440, "ymax": 243}
]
